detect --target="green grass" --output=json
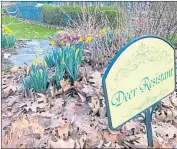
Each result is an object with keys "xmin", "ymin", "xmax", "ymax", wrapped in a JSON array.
[
  {"xmin": 170, "ymin": 35, "xmax": 177, "ymax": 45},
  {"xmin": 2, "ymin": 65, "xmax": 13, "ymax": 72},
  {"xmin": 2, "ymin": 15, "xmax": 58, "ymax": 40}
]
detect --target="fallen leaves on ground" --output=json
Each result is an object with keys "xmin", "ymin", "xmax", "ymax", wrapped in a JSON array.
[{"xmin": 2, "ymin": 65, "xmax": 177, "ymax": 148}]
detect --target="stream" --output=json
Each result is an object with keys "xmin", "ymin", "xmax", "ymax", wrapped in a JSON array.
[{"xmin": 9, "ymin": 39, "xmax": 54, "ymax": 66}]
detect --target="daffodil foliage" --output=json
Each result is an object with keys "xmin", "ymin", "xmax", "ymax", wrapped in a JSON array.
[
  {"xmin": 44, "ymin": 49, "xmax": 62, "ymax": 68},
  {"xmin": 2, "ymin": 26, "xmax": 16, "ymax": 49},
  {"xmin": 22, "ymin": 65, "xmax": 49, "ymax": 93},
  {"xmin": 63, "ymin": 44, "xmax": 84, "ymax": 81},
  {"xmin": 45, "ymin": 43, "xmax": 84, "ymax": 83},
  {"xmin": 52, "ymin": 63, "xmax": 64, "ymax": 88}
]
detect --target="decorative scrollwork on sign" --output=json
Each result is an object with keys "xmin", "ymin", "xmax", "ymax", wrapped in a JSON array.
[{"xmin": 111, "ymin": 42, "xmax": 172, "ymax": 91}]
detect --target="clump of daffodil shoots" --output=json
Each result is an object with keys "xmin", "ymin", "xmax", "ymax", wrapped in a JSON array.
[
  {"xmin": 22, "ymin": 54, "xmax": 49, "ymax": 93},
  {"xmin": 45, "ymin": 42, "xmax": 84, "ymax": 83},
  {"xmin": 22, "ymin": 42, "xmax": 84, "ymax": 93},
  {"xmin": 52, "ymin": 63, "xmax": 64, "ymax": 88},
  {"xmin": 63, "ymin": 44, "xmax": 84, "ymax": 81}
]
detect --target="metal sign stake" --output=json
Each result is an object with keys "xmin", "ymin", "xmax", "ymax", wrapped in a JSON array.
[
  {"xmin": 145, "ymin": 108, "xmax": 153, "ymax": 147},
  {"xmin": 144, "ymin": 101, "xmax": 160, "ymax": 147}
]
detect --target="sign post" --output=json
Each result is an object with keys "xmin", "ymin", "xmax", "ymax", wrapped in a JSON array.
[
  {"xmin": 145, "ymin": 109, "xmax": 153, "ymax": 147},
  {"xmin": 102, "ymin": 35, "xmax": 176, "ymax": 147}
]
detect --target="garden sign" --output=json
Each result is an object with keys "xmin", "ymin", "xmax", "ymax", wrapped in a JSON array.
[{"xmin": 102, "ymin": 35, "xmax": 175, "ymax": 147}]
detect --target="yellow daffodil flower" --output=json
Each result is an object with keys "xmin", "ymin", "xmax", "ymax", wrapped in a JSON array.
[
  {"xmin": 101, "ymin": 28, "xmax": 106, "ymax": 33},
  {"xmin": 75, "ymin": 48, "xmax": 80, "ymax": 59},
  {"xmin": 34, "ymin": 53, "xmax": 39, "ymax": 66},
  {"xmin": 6, "ymin": 27, "xmax": 11, "ymax": 32},
  {"xmin": 43, "ymin": 59, "xmax": 47, "ymax": 66},
  {"xmin": 4, "ymin": 26, "xmax": 8, "ymax": 30},
  {"xmin": 3, "ymin": 26, "xmax": 8, "ymax": 32},
  {"xmin": 3, "ymin": 26, "xmax": 13, "ymax": 35},
  {"xmin": 36, "ymin": 71, "xmax": 40, "ymax": 79},
  {"xmin": 2, "ymin": 26, "xmax": 5, "ymax": 32},
  {"xmin": 8, "ymin": 29, "xmax": 12, "ymax": 35},
  {"xmin": 62, "ymin": 57, "xmax": 65, "ymax": 65},
  {"xmin": 26, "ymin": 66, "xmax": 30, "ymax": 75},
  {"xmin": 51, "ymin": 40, "xmax": 55, "ymax": 46},
  {"xmin": 86, "ymin": 36, "xmax": 92, "ymax": 42},
  {"xmin": 35, "ymin": 53, "xmax": 39, "ymax": 58},
  {"xmin": 34, "ymin": 58, "xmax": 38, "ymax": 66},
  {"xmin": 78, "ymin": 37, "xmax": 83, "ymax": 42}
]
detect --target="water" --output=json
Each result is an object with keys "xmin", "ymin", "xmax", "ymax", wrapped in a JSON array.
[{"xmin": 9, "ymin": 39, "xmax": 54, "ymax": 66}]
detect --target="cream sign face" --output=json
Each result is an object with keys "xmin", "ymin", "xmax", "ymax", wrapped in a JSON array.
[{"xmin": 102, "ymin": 36, "xmax": 175, "ymax": 130}]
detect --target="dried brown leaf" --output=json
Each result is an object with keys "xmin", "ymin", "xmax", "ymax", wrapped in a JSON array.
[
  {"xmin": 103, "ymin": 142, "xmax": 112, "ymax": 148},
  {"xmin": 3, "ymin": 86, "xmax": 15, "ymax": 99},
  {"xmin": 10, "ymin": 66, "xmax": 19, "ymax": 73},
  {"xmin": 76, "ymin": 134, "xmax": 87, "ymax": 148},
  {"xmin": 49, "ymin": 138, "xmax": 75, "ymax": 148},
  {"xmin": 81, "ymin": 84, "xmax": 95, "ymax": 95},
  {"xmin": 103, "ymin": 131, "xmax": 118, "ymax": 143},
  {"xmin": 25, "ymin": 101, "xmax": 47, "ymax": 113},
  {"xmin": 3, "ymin": 116, "xmax": 45, "ymax": 148},
  {"xmin": 153, "ymin": 139, "xmax": 161, "ymax": 148},
  {"xmin": 60, "ymin": 79, "xmax": 71, "ymax": 92},
  {"xmin": 58, "ymin": 122, "xmax": 70, "ymax": 140},
  {"xmin": 90, "ymin": 96, "xmax": 100, "ymax": 115},
  {"xmin": 77, "ymin": 92, "xmax": 86, "ymax": 102},
  {"xmin": 87, "ymin": 130, "xmax": 103, "ymax": 146},
  {"xmin": 161, "ymin": 143, "xmax": 174, "ymax": 148},
  {"xmin": 88, "ymin": 71, "xmax": 102, "ymax": 89},
  {"xmin": 7, "ymin": 96, "xmax": 18, "ymax": 107},
  {"xmin": 155, "ymin": 110, "xmax": 166, "ymax": 121},
  {"xmin": 111, "ymin": 142, "xmax": 123, "ymax": 148},
  {"xmin": 171, "ymin": 94, "xmax": 177, "ymax": 107},
  {"xmin": 153, "ymin": 123, "xmax": 177, "ymax": 140},
  {"xmin": 124, "ymin": 121, "xmax": 138, "ymax": 131}
]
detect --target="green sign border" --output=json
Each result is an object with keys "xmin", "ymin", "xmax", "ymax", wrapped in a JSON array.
[{"xmin": 102, "ymin": 35, "xmax": 176, "ymax": 130}]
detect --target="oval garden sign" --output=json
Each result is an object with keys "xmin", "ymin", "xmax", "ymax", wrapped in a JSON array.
[{"xmin": 102, "ymin": 35, "xmax": 175, "ymax": 146}]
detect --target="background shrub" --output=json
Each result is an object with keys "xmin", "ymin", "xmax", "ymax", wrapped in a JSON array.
[{"xmin": 41, "ymin": 5, "xmax": 125, "ymax": 28}]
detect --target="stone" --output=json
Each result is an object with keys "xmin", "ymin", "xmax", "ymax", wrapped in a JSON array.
[
  {"xmin": 10, "ymin": 66, "xmax": 19, "ymax": 73},
  {"xmin": 4, "ymin": 53, "xmax": 11, "ymax": 59},
  {"xmin": 171, "ymin": 95, "xmax": 177, "ymax": 107},
  {"xmin": 7, "ymin": 96, "xmax": 18, "ymax": 107},
  {"xmin": 3, "ymin": 88, "xmax": 13, "ymax": 99},
  {"xmin": 3, "ymin": 85, "xmax": 17, "ymax": 99},
  {"xmin": 173, "ymin": 119, "xmax": 177, "ymax": 128}
]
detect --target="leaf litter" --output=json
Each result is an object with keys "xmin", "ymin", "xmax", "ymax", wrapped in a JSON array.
[{"xmin": 2, "ymin": 65, "xmax": 177, "ymax": 148}]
